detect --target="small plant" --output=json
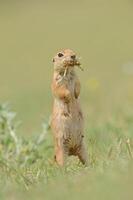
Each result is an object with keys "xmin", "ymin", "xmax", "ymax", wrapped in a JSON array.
[
  {"xmin": 0, "ymin": 103, "xmax": 20, "ymax": 156},
  {"xmin": 0, "ymin": 103, "xmax": 53, "ymax": 189},
  {"xmin": 0, "ymin": 103, "xmax": 51, "ymax": 170}
]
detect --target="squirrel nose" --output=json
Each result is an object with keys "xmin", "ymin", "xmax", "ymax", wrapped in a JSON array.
[{"xmin": 71, "ymin": 55, "xmax": 76, "ymax": 60}]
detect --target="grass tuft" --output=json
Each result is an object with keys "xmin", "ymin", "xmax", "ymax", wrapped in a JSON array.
[{"xmin": 0, "ymin": 103, "xmax": 133, "ymax": 199}]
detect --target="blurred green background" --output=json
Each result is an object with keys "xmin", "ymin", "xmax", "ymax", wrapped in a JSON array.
[{"xmin": 0, "ymin": 0, "xmax": 133, "ymax": 134}]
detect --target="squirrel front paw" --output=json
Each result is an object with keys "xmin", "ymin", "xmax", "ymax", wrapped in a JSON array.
[
  {"xmin": 62, "ymin": 111, "xmax": 72, "ymax": 118},
  {"xmin": 63, "ymin": 90, "xmax": 71, "ymax": 103}
]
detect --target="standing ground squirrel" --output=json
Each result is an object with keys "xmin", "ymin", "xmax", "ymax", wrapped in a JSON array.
[{"xmin": 51, "ymin": 49, "xmax": 88, "ymax": 166}]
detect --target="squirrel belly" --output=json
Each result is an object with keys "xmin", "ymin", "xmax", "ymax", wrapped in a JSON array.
[{"xmin": 52, "ymin": 97, "xmax": 84, "ymax": 146}]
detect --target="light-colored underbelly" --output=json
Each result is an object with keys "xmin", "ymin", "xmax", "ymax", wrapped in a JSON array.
[{"xmin": 52, "ymin": 99, "xmax": 84, "ymax": 146}]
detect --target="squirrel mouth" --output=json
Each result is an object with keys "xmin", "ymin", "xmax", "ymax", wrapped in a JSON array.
[
  {"xmin": 70, "ymin": 59, "xmax": 81, "ymax": 66},
  {"xmin": 60, "ymin": 60, "xmax": 83, "ymax": 79},
  {"xmin": 63, "ymin": 59, "xmax": 81, "ymax": 67},
  {"xmin": 60, "ymin": 59, "xmax": 83, "ymax": 78},
  {"xmin": 63, "ymin": 60, "xmax": 83, "ymax": 71}
]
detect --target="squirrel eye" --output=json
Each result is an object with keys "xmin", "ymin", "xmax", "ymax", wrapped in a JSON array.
[{"xmin": 58, "ymin": 53, "xmax": 64, "ymax": 57}]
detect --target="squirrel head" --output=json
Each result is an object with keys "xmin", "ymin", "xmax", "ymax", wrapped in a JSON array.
[{"xmin": 52, "ymin": 49, "xmax": 81, "ymax": 72}]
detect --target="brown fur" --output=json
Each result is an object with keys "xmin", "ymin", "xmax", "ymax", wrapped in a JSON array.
[{"xmin": 51, "ymin": 49, "xmax": 88, "ymax": 166}]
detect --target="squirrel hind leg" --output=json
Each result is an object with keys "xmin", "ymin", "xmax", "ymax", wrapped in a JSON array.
[
  {"xmin": 77, "ymin": 143, "xmax": 89, "ymax": 166},
  {"xmin": 54, "ymin": 138, "xmax": 66, "ymax": 167},
  {"xmin": 54, "ymin": 148, "xmax": 64, "ymax": 166}
]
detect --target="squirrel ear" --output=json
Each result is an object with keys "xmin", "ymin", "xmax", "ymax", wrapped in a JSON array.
[{"xmin": 52, "ymin": 58, "xmax": 55, "ymax": 62}]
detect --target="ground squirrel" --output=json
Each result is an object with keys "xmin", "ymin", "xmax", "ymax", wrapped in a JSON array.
[{"xmin": 51, "ymin": 49, "xmax": 88, "ymax": 166}]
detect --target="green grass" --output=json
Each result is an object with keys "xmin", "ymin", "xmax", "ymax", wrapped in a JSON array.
[
  {"xmin": 0, "ymin": 1, "xmax": 133, "ymax": 199},
  {"xmin": 0, "ymin": 103, "xmax": 133, "ymax": 200}
]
